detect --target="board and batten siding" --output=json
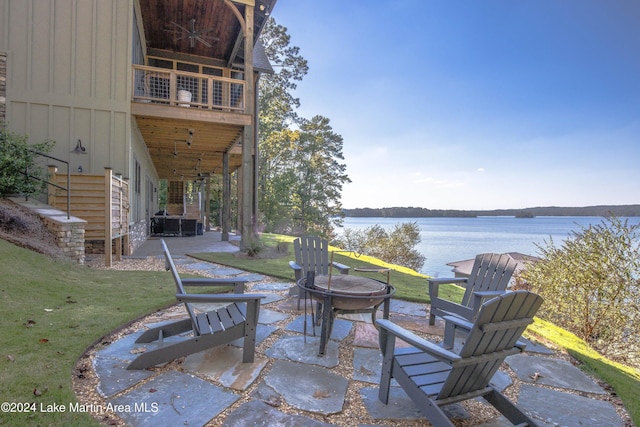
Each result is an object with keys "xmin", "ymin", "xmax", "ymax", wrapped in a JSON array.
[{"xmin": 0, "ymin": 0, "xmax": 133, "ymax": 179}]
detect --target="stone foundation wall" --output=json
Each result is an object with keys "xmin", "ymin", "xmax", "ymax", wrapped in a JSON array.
[
  {"xmin": 128, "ymin": 220, "xmax": 148, "ymax": 253},
  {"xmin": 85, "ymin": 220, "xmax": 147, "ymax": 256},
  {"xmin": 0, "ymin": 51, "xmax": 5, "ymax": 123}
]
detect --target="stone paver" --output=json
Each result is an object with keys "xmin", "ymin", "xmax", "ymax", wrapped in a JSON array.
[
  {"xmin": 507, "ymin": 354, "xmax": 606, "ymax": 394},
  {"xmin": 184, "ymin": 261, "xmax": 226, "ymax": 272},
  {"xmin": 235, "ymin": 273, "xmax": 265, "ymax": 282},
  {"xmin": 263, "ymin": 360, "xmax": 348, "ymax": 415},
  {"xmin": 258, "ymin": 307, "xmax": 289, "ymax": 324},
  {"xmin": 285, "ymin": 314, "xmax": 352, "ymax": 341},
  {"xmin": 208, "ymin": 266, "xmax": 245, "ymax": 276},
  {"xmin": 265, "ymin": 334, "xmax": 340, "ymax": 368},
  {"xmin": 352, "ymin": 347, "xmax": 383, "ymax": 384},
  {"xmin": 518, "ymin": 384, "xmax": 625, "ymax": 427},
  {"xmin": 360, "ymin": 387, "xmax": 425, "ymax": 421},
  {"xmin": 93, "ymin": 332, "xmax": 155, "ymax": 398},
  {"xmin": 353, "ymin": 322, "xmax": 381, "ymax": 348},
  {"xmin": 182, "ymin": 346, "xmax": 268, "ymax": 391},
  {"xmin": 519, "ymin": 337, "xmax": 555, "ymax": 355},
  {"xmin": 388, "ymin": 299, "xmax": 427, "ymax": 316},
  {"xmin": 229, "ymin": 324, "xmax": 277, "ymax": 348},
  {"xmin": 252, "ymin": 281, "xmax": 293, "ymax": 291},
  {"xmin": 257, "ymin": 293, "xmax": 284, "ymax": 305},
  {"xmin": 93, "ymin": 355, "xmax": 154, "ymax": 398},
  {"xmin": 222, "ymin": 400, "xmax": 334, "ymax": 427},
  {"xmin": 109, "ymin": 371, "xmax": 237, "ymax": 427}
]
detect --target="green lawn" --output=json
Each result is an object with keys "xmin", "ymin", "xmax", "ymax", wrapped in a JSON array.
[
  {"xmin": 0, "ymin": 239, "xmax": 175, "ymax": 426},
  {"xmin": 1, "ymin": 233, "xmax": 638, "ymax": 426}
]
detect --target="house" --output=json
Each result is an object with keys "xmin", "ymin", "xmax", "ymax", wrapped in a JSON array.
[
  {"xmin": 446, "ymin": 252, "xmax": 540, "ymax": 287},
  {"xmin": 0, "ymin": 0, "xmax": 276, "ymax": 260}
]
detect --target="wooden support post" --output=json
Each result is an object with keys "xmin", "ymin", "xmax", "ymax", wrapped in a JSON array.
[
  {"xmin": 115, "ymin": 237, "xmax": 122, "ymax": 262},
  {"xmin": 47, "ymin": 165, "xmax": 57, "ymax": 207},
  {"xmin": 240, "ymin": 3, "xmax": 255, "ymax": 249},
  {"xmin": 104, "ymin": 168, "xmax": 113, "ymax": 267},
  {"xmin": 222, "ymin": 152, "xmax": 230, "ymax": 241},
  {"xmin": 122, "ymin": 177, "xmax": 130, "ymax": 255},
  {"xmin": 205, "ymin": 177, "xmax": 211, "ymax": 232}
]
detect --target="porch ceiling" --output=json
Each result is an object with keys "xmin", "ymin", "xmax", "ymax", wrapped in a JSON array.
[
  {"xmin": 138, "ymin": 0, "xmax": 276, "ymax": 67},
  {"xmin": 135, "ymin": 114, "xmax": 245, "ymax": 180}
]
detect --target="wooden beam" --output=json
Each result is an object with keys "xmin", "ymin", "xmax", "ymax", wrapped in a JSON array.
[
  {"xmin": 224, "ymin": 0, "xmax": 246, "ymax": 33},
  {"xmin": 131, "ymin": 102, "xmax": 252, "ymax": 126},
  {"xmin": 231, "ymin": 0, "xmax": 255, "ymax": 6}
]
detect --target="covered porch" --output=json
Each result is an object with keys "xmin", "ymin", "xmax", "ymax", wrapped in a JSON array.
[{"xmin": 133, "ymin": 0, "xmax": 276, "ymax": 245}]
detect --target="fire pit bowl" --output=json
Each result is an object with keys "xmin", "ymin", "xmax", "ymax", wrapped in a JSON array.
[{"xmin": 310, "ymin": 275, "xmax": 388, "ymax": 310}]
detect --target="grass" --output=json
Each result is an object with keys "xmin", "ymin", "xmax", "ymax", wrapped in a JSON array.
[
  {"xmin": 1, "ymin": 232, "xmax": 638, "ymax": 426},
  {"xmin": 0, "ymin": 239, "xmax": 175, "ymax": 426}
]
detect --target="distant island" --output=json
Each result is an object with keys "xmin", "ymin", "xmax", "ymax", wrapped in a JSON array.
[{"xmin": 343, "ymin": 205, "xmax": 640, "ymax": 218}]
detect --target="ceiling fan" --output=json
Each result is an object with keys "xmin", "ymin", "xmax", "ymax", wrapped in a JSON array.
[{"xmin": 166, "ymin": 18, "xmax": 219, "ymax": 48}]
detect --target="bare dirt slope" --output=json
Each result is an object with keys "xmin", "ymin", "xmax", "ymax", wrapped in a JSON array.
[{"xmin": 0, "ymin": 198, "xmax": 63, "ymax": 258}]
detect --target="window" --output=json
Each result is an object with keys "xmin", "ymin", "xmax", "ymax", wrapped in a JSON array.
[
  {"xmin": 134, "ymin": 159, "xmax": 141, "ymax": 222},
  {"xmin": 132, "ymin": 10, "xmax": 144, "ymax": 65},
  {"xmin": 168, "ymin": 180, "xmax": 184, "ymax": 204}
]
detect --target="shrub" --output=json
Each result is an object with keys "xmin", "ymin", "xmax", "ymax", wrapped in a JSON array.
[
  {"xmin": 242, "ymin": 233, "xmax": 264, "ymax": 257},
  {"xmin": 335, "ymin": 222, "xmax": 426, "ymax": 271},
  {"xmin": 0, "ymin": 128, "xmax": 54, "ymax": 197},
  {"xmin": 521, "ymin": 216, "xmax": 640, "ymax": 368}
]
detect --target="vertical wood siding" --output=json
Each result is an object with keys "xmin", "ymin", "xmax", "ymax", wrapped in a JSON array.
[{"xmin": 1, "ymin": 0, "xmax": 132, "ymax": 177}]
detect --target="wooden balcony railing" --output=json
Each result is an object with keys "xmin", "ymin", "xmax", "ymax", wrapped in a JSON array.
[{"xmin": 132, "ymin": 65, "xmax": 245, "ymax": 111}]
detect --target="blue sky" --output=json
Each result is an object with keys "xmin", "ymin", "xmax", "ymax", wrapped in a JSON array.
[{"xmin": 271, "ymin": 1, "xmax": 640, "ymax": 210}]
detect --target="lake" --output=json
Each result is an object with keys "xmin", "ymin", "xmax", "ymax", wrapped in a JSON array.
[{"xmin": 339, "ymin": 216, "xmax": 640, "ymax": 277}]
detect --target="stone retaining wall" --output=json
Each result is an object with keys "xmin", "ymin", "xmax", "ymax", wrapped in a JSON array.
[
  {"xmin": 0, "ymin": 51, "xmax": 6, "ymax": 123},
  {"xmin": 42, "ymin": 216, "xmax": 86, "ymax": 264},
  {"xmin": 9, "ymin": 197, "xmax": 86, "ymax": 263}
]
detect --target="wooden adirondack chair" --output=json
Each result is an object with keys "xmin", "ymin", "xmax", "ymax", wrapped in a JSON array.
[
  {"xmin": 428, "ymin": 253, "xmax": 516, "ymax": 325},
  {"xmin": 377, "ymin": 290, "xmax": 543, "ymax": 427},
  {"xmin": 127, "ymin": 240, "xmax": 265, "ymax": 370},
  {"xmin": 289, "ymin": 236, "xmax": 350, "ymax": 309}
]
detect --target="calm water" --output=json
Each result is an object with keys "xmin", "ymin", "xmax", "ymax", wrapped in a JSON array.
[{"xmin": 339, "ymin": 216, "xmax": 640, "ymax": 277}]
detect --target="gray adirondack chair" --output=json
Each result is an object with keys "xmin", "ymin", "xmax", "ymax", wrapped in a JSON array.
[
  {"xmin": 377, "ymin": 290, "xmax": 543, "ymax": 427},
  {"xmin": 289, "ymin": 236, "xmax": 350, "ymax": 309},
  {"xmin": 127, "ymin": 240, "xmax": 265, "ymax": 370},
  {"xmin": 428, "ymin": 253, "xmax": 516, "ymax": 325}
]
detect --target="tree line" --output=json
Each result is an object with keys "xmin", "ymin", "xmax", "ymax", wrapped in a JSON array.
[{"xmin": 344, "ymin": 205, "xmax": 640, "ymax": 218}]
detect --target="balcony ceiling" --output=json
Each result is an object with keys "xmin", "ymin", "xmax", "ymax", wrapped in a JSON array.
[
  {"xmin": 135, "ymin": 113, "xmax": 246, "ymax": 180},
  {"xmin": 136, "ymin": 0, "xmax": 276, "ymax": 181},
  {"xmin": 138, "ymin": 0, "xmax": 276, "ymax": 66}
]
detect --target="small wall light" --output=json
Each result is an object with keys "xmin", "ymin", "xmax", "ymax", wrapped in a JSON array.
[
  {"xmin": 77, "ymin": 165, "xmax": 83, "ymax": 173},
  {"xmin": 72, "ymin": 139, "xmax": 87, "ymax": 154}
]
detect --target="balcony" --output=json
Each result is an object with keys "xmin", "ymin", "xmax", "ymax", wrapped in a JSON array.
[
  {"xmin": 132, "ymin": 64, "xmax": 245, "ymax": 111},
  {"xmin": 131, "ymin": 63, "xmax": 250, "ymax": 181}
]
